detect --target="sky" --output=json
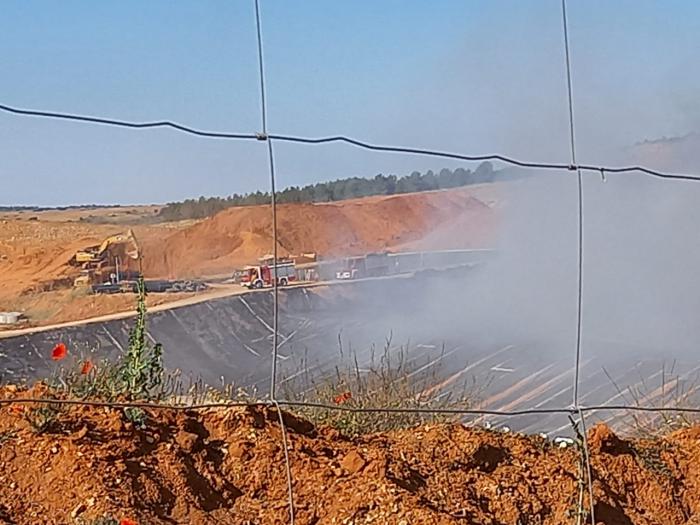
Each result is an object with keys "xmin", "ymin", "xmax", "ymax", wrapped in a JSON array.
[{"xmin": 1, "ymin": 0, "xmax": 699, "ymax": 206}]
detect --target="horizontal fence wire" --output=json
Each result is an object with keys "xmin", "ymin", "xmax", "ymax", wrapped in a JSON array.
[
  {"xmin": 2, "ymin": 396, "xmax": 700, "ymax": 416},
  {"xmin": 1, "ymin": 102, "xmax": 699, "ymax": 181},
  {"xmin": 0, "ymin": 103, "xmax": 258, "ymax": 140}
]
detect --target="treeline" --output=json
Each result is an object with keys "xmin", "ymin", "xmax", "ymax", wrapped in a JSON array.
[{"xmin": 158, "ymin": 162, "xmax": 499, "ymax": 221}]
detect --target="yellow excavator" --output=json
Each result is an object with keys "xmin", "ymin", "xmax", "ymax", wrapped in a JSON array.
[
  {"xmin": 71, "ymin": 229, "xmax": 141, "ymax": 287},
  {"xmin": 71, "ymin": 230, "xmax": 139, "ymax": 265}
]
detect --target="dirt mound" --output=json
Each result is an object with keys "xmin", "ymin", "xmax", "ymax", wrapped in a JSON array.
[
  {"xmin": 0, "ymin": 219, "xmax": 194, "ymax": 327},
  {"xmin": 0, "ymin": 220, "xmax": 183, "ymax": 299},
  {"xmin": 1, "ymin": 387, "xmax": 700, "ymax": 524},
  {"xmin": 0, "ymin": 220, "xmax": 110, "ymax": 293},
  {"xmin": 141, "ymin": 186, "xmax": 498, "ymax": 278}
]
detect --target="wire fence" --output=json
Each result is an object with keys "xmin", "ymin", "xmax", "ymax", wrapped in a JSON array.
[
  {"xmin": 1, "ymin": 104, "xmax": 699, "ymax": 182},
  {"xmin": 3, "ymin": 397, "xmax": 700, "ymax": 416},
  {"xmin": 1, "ymin": 1, "xmax": 699, "ymax": 523},
  {"xmin": 559, "ymin": 0, "xmax": 595, "ymax": 520}
]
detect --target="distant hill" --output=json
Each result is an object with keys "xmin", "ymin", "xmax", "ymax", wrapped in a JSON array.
[
  {"xmin": 157, "ymin": 162, "xmax": 518, "ymax": 222},
  {"xmin": 142, "ymin": 185, "xmax": 498, "ymax": 278}
]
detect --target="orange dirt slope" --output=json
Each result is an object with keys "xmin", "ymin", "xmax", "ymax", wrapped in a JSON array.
[
  {"xmin": 0, "ymin": 219, "xmax": 190, "ymax": 326},
  {"xmin": 141, "ymin": 185, "xmax": 498, "ymax": 279}
]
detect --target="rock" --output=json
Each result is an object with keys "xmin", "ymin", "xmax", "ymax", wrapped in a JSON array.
[
  {"xmin": 70, "ymin": 503, "xmax": 86, "ymax": 518},
  {"xmin": 588, "ymin": 423, "xmax": 630, "ymax": 455},
  {"xmin": 341, "ymin": 450, "xmax": 366, "ymax": 475},
  {"xmin": 175, "ymin": 430, "xmax": 199, "ymax": 452},
  {"xmin": 72, "ymin": 426, "xmax": 88, "ymax": 440},
  {"xmin": 229, "ymin": 441, "xmax": 251, "ymax": 460}
]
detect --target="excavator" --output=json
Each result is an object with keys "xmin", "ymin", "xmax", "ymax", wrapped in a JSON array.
[
  {"xmin": 71, "ymin": 229, "xmax": 141, "ymax": 288},
  {"xmin": 71, "ymin": 230, "xmax": 139, "ymax": 265}
]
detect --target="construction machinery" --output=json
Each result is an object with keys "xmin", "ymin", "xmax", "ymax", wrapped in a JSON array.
[
  {"xmin": 335, "ymin": 252, "xmax": 391, "ymax": 280},
  {"xmin": 71, "ymin": 229, "xmax": 141, "ymax": 288},
  {"xmin": 71, "ymin": 230, "xmax": 139, "ymax": 266}
]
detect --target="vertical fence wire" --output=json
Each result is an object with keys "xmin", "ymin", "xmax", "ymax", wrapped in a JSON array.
[
  {"xmin": 254, "ymin": 0, "xmax": 296, "ymax": 522},
  {"xmin": 560, "ymin": 0, "xmax": 596, "ymax": 522},
  {"xmin": 577, "ymin": 406, "xmax": 596, "ymax": 523},
  {"xmin": 253, "ymin": 0, "xmax": 280, "ymax": 400},
  {"xmin": 561, "ymin": 0, "xmax": 584, "ymax": 411}
]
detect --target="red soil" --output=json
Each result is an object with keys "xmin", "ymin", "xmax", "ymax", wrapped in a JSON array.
[
  {"xmin": 141, "ymin": 186, "xmax": 498, "ymax": 278},
  {"xmin": 1, "ymin": 385, "xmax": 699, "ymax": 524}
]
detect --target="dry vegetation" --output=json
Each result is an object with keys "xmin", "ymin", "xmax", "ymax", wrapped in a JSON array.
[{"xmin": 280, "ymin": 341, "xmax": 485, "ymax": 437}]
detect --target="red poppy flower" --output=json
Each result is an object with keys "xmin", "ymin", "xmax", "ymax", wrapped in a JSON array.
[
  {"xmin": 51, "ymin": 343, "xmax": 67, "ymax": 361},
  {"xmin": 80, "ymin": 360, "xmax": 93, "ymax": 375},
  {"xmin": 119, "ymin": 519, "xmax": 138, "ymax": 525},
  {"xmin": 333, "ymin": 391, "xmax": 352, "ymax": 405}
]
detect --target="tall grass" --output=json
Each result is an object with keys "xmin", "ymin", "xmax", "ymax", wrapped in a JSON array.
[
  {"xmin": 603, "ymin": 362, "xmax": 700, "ymax": 437},
  {"xmin": 280, "ymin": 339, "xmax": 484, "ymax": 436}
]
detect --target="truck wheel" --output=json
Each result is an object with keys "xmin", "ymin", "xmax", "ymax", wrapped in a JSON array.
[
  {"xmin": 254, "ymin": 280, "xmax": 263, "ymax": 289},
  {"xmin": 280, "ymin": 278, "xmax": 288, "ymax": 286}
]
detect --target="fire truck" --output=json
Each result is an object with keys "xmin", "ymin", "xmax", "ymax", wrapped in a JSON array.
[{"xmin": 240, "ymin": 262, "xmax": 297, "ymax": 289}]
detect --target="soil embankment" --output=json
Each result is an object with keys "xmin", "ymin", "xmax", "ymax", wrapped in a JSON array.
[
  {"xmin": 0, "ymin": 386, "xmax": 699, "ymax": 524},
  {"xmin": 140, "ymin": 186, "xmax": 497, "ymax": 278}
]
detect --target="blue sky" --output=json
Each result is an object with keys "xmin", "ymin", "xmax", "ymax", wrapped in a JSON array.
[{"xmin": 1, "ymin": 0, "xmax": 699, "ymax": 205}]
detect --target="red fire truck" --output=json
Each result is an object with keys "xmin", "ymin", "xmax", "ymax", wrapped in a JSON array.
[{"xmin": 240, "ymin": 262, "xmax": 297, "ymax": 289}]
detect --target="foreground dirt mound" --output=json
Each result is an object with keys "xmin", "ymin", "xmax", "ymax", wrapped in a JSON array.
[
  {"xmin": 141, "ymin": 186, "xmax": 497, "ymax": 278},
  {"xmin": 3, "ymin": 387, "xmax": 698, "ymax": 524}
]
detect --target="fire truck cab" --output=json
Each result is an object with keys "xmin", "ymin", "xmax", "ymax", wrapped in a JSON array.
[{"xmin": 240, "ymin": 262, "xmax": 296, "ymax": 289}]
